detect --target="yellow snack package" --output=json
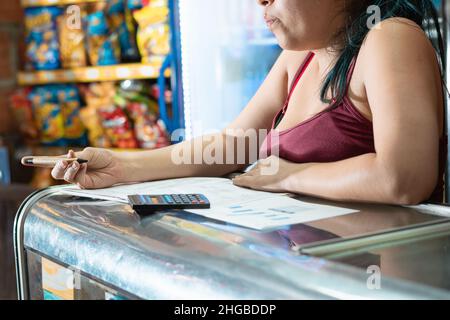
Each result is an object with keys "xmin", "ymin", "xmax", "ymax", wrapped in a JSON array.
[
  {"xmin": 133, "ymin": 4, "xmax": 170, "ymax": 63},
  {"xmin": 29, "ymin": 86, "xmax": 65, "ymax": 146}
]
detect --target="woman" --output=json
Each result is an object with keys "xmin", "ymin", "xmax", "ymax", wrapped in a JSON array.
[{"xmin": 51, "ymin": 0, "xmax": 446, "ymax": 205}]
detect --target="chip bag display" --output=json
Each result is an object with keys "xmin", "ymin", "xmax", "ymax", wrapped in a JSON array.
[
  {"xmin": 28, "ymin": 85, "xmax": 87, "ymax": 147},
  {"xmin": 25, "ymin": 6, "xmax": 63, "ymax": 70}
]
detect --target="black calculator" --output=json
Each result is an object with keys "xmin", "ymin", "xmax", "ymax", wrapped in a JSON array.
[{"xmin": 128, "ymin": 194, "xmax": 210, "ymax": 216}]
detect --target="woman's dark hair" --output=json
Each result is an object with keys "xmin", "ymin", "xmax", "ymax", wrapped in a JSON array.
[{"xmin": 321, "ymin": 0, "xmax": 446, "ymax": 105}]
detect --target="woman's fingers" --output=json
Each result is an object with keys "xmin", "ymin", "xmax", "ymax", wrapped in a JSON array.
[
  {"xmin": 233, "ymin": 175, "xmax": 254, "ymax": 187},
  {"xmin": 63, "ymin": 161, "xmax": 81, "ymax": 183},
  {"xmin": 74, "ymin": 163, "xmax": 89, "ymax": 188},
  {"xmin": 51, "ymin": 160, "xmax": 69, "ymax": 179},
  {"xmin": 51, "ymin": 150, "xmax": 77, "ymax": 181},
  {"xmin": 51, "ymin": 149, "xmax": 96, "ymax": 186}
]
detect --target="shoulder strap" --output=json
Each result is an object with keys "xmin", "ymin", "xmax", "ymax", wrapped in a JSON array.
[{"xmin": 282, "ymin": 52, "xmax": 315, "ymax": 113}]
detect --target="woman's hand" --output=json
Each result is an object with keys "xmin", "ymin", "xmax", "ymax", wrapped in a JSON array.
[
  {"xmin": 232, "ymin": 156, "xmax": 300, "ymax": 193},
  {"xmin": 51, "ymin": 148, "xmax": 127, "ymax": 189}
]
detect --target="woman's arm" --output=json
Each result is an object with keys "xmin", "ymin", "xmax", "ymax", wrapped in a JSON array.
[
  {"xmin": 52, "ymin": 50, "xmax": 300, "ymax": 188},
  {"xmin": 122, "ymin": 50, "xmax": 299, "ymax": 182},
  {"xmin": 234, "ymin": 19, "xmax": 443, "ymax": 205}
]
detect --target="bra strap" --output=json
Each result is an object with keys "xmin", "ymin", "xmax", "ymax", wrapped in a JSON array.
[{"xmin": 282, "ymin": 52, "xmax": 315, "ymax": 114}]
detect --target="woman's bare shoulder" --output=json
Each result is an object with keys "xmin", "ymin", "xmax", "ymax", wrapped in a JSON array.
[{"xmin": 359, "ymin": 17, "xmax": 437, "ymax": 64}]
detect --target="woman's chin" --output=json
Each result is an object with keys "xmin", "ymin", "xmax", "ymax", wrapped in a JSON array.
[
  {"xmin": 272, "ymin": 30, "xmax": 297, "ymax": 50},
  {"xmin": 274, "ymin": 34, "xmax": 313, "ymax": 51},
  {"xmin": 274, "ymin": 37, "xmax": 294, "ymax": 50}
]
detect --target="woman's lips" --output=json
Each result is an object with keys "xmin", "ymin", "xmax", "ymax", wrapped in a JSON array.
[{"xmin": 264, "ymin": 16, "xmax": 279, "ymax": 29}]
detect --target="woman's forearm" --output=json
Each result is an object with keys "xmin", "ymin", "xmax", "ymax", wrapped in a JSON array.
[
  {"xmin": 282, "ymin": 153, "xmax": 435, "ymax": 205},
  {"xmin": 118, "ymin": 132, "xmax": 250, "ymax": 183}
]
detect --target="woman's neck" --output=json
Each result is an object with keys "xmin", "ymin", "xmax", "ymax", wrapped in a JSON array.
[{"xmin": 311, "ymin": 47, "xmax": 340, "ymax": 79}]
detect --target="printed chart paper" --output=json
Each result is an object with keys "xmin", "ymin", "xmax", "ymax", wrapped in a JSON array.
[{"xmin": 60, "ymin": 177, "xmax": 357, "ymax": 230}]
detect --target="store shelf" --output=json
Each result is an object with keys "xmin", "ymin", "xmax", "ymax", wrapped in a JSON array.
[
  {"xmin": 17, "ymin": 61, "xmax": 170, "ymax": 86},
  {"xmin": 21, "ymin": 0, "xmax": 101, "ymax": 8}
]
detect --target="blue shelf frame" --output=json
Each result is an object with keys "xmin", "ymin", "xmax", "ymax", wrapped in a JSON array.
[{"xmin": 167, "ymin": 0, "xmax": 185, "ymax": 138}]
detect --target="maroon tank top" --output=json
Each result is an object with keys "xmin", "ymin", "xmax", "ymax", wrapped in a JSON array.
[{"xmin": 260, "ymin": 52, "xmax": 446, "ymax": 203}]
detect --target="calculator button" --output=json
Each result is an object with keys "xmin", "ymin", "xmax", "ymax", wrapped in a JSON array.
[
  {"xmin": 151, "ymin": 197, "xmax": 159, "ymax": 204},
  {"xmin": 158, "ymin": 196, "xmax": 166, "ymax": 203},
  {"xmin": 139, "ymin": 195, "xmax": 149, "ymax": 204}
]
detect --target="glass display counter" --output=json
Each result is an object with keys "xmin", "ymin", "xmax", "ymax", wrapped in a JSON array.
[{"xmin": 14, "ymin": 187, "xmax": 450, "ymax": 300}]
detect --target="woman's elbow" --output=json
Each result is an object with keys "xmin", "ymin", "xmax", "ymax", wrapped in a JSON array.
[
  {"xmin": 387, "ymin": 189, "xmax": 428, "ymax": 206},
  {"xmin": 383, "ymin": 170, "xmax": 437, "ymax": 206}
]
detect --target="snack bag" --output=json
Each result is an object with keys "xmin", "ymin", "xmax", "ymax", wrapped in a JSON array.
[
  {"xmin": 116, "ymin": 80, "xmax": 169, "ymax": 149},
  {"xmin": 9, "ymin": 88, "xmax": 39, "ymax": 143},
  {"xmin": 97, "ymin": 104, "xmax": 139, "ymax": 149},
  {"xmin": 83, "ymin": 81, "xmax": 117, "ymax": 110},
  {"xmin": 133, "ymin": 3, "xmax": 170, "ymax": 63},
  {"xmin": 82, "ymin": 82, "xmax": 137, "ymax": 148},
  {"xmin": 57, "ymin": 6, "xmax": 87, "ymax": 68},
  {"xmin": 86, "ymin": 11, "xmax": 120, "ymax": 65},
  {"xmin": 29, "ymin": 86, "xmax": 65, "ymax": 146},
  {"xmin": 57, "ymin": 85, "xmax": 87, "ymax": 146},
  {"xmin": 80, "ymin": 104, "xmax": 111, "ymax": 148},
  {"xmin": 80, "ymin": 82, "xmax": 113, "ymax": 147},
  {"xmin": 117, "ymin": 80, "xmax": 159, "ymax": 114},
  {"xmin": 126, "ymin": 101, "xmax": 169, "ymax": 149},
  {"xmin": 25, "ymin": 7, "xmax": 63, "ymax": 70},
  {"xmin": 107, "ymin": 0, "xmax": 140, "ymax": 62}
]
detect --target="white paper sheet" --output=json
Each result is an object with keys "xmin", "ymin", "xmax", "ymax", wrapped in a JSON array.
[{"xmin": 59, "ymin": 177, "xmax": 357, "ymax": 230}]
